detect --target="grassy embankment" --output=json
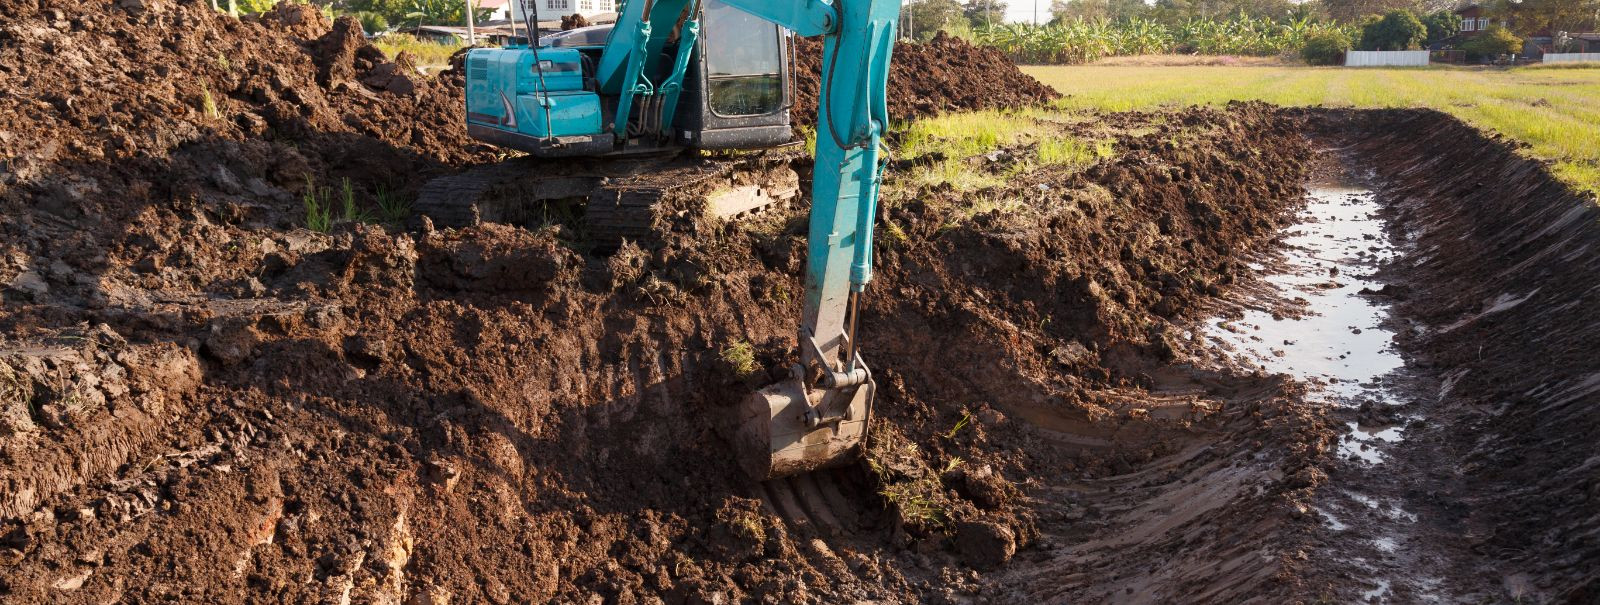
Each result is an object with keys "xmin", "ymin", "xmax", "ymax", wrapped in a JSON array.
[
  {"xmin": 373, "ymin": 33, "xmax": 464, "ymax": 73},
  {"xmin": 1022, "ymin": 64, "xmax": 1600, "ymax": 195}
]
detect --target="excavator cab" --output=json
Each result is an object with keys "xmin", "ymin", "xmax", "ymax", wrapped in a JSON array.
[{"xmin": 462, "ymin": 0, "xmax": 795, "ymax": 157}]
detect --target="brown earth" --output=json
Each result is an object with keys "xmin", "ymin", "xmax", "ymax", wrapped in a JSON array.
[
  {"xmin": 0, "ymin": 40, "xmax": 1334, "ymax": 598},
  {"xmin": 792, "ymin": 31, "xmax": 1061, "ymax": 127},
  {"xmin": 4, "ymin": 0, "xmax": 1596, "ymax": 603}
]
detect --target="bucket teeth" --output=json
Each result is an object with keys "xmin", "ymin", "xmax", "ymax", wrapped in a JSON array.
[{"xmin": 738, "ymin": 373, "xmax": 874, "ymax": 482}]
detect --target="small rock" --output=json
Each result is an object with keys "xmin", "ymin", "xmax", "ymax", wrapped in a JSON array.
[
  {"xmin": 203, "ymin": 319, "xmax": 260, "ymax": 366},
  {"xmin": 52, "ymin": 569, "xmax": 92, "ymax": 591},
  {"xmin": 242, "ymin": 277, "xmax": 267, "ymax": 297},
  {"xmin": 212, "ymin": 165, "xmax": 244, "ymax": 195},
  {"xmin": 425, "ymin": 458, "xmax": 460, "ymax": 492},
  {"xmin": 133, "ymin": 255, "xmax": 162, "ymax": 274},
  {"xmin": 954, "ymin": 520, "xmax": 1016, "ymax": 569},
  {"xmin": 346, "ymin": 335, "xmax": 390, "ymax": 364},
  {"xmin": 9, "ymin": 271, "xmax": 48, "ymax": 298},
  {"xmin": 409, "ymin": 585, "xmax": 452, "ymax": 605}
]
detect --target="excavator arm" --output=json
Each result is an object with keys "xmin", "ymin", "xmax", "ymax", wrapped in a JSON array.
[
  {"xmin": 716, "ymin": 0, "xmax": 900, "ymax": 480},
  {"xmin": 536, "ymin": 0, "xmax": 898, "ymax": 479}
]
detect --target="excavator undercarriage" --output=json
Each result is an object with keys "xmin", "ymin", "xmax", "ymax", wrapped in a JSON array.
[{"xmin": 415, "ymin": 150, "xmax": 802, "ymax": 247}]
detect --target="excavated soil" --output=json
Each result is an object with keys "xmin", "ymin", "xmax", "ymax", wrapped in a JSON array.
[
  {"xmin": 791, "ymin": 32, "xmax": 1060, "ymax": 127},
  {"xmin": 4, "ymin": 1, "xmax": 1599, "ymax": 604}
]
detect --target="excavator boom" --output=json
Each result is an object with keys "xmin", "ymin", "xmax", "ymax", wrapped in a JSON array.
[{"xmin": 726, "ymin": 0, "xmax": 900, "ymax": 480}]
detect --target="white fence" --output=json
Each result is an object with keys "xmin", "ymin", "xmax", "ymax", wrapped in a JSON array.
[
  {"xmin": 1545, "ymin": 53, "xmax": 1600, "ymax": 63},
  {"xmin": 1344, "ymin": 50, "xmax": 1431, "ymax": 67}
]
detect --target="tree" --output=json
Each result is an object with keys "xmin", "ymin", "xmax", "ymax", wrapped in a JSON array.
[
  {"xmin": 1053, "ymin": 0, "xmax": 1151, "ymax": 21},
  {"xmin": 1302, "ymin": 28, "xmax": 1352, "ymax": 64},
  {"xmin": 1359, "ymin": 9, "xmax": 1426, "ymax": 49},
  {"xmin": 402, "ymin": 0, "xmax": 493, "ymax": 27},
  {"xmin": 904, "ymin": 0, "xmax": 965, "ymax": 38},
  {"xmin": 965, "ymin": 0, "xmax": 1008, "ymax": 27},
  {"xmin": 1320, "ymin": 0, "xmax": 1422, "ymax": 23},
  {"xmin": 1491, "ymin": 0, "xmax": 1600, "ymax": 37},
  {"xmin": 1419, "ymin": 10, "xmax": 1456, "ymax": 44},
  {"xmin": 1461, "ymin": 25, "xmax": 1524, "ymax": 57}
]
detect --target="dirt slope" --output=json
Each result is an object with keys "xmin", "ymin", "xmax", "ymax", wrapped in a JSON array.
[{"xmin": 0, "ymin": 95, "xmax": 1323, "ymax": 601}]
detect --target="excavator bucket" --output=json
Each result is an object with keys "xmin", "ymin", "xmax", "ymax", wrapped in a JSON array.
[{"xmin": 737, "ymin": 372, "xmax": 875, "ymax": 482}]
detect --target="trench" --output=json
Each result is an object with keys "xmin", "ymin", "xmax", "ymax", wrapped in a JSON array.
[
  {"xmin": 1204, "ymin": 151, "xmax": 1443, "ymax": 602},
  {"xmin": 989, "ymin": 113, "xmax": 1600, "ymax": 603}
]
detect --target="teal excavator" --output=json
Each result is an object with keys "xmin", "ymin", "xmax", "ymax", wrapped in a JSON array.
[{"xmin": 425, "ymin": 0, "xmax": 900, "ymax": 480}]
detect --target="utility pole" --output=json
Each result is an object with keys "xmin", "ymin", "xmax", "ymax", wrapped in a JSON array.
[
  {"xmin": 906, "ymin": 0, "xmax": 914, "ymax": 40},
  {"xmin": 1033, "ymin": 0, "xmax": 1038, "ymax": 25},
  {"xmin": 466, "ymin": 0, "xmax": 478, "ymax": 46}
]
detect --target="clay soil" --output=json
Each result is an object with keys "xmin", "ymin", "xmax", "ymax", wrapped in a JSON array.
[{"xmin": 4, "ymin": 1, "xmax": 1599, "ymax": 604}]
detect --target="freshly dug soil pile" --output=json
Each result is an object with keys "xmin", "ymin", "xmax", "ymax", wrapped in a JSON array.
[
  {"xmin": 0, "ymin": 0, "xmax": 488, "ymax": 177},
  {"xmin": 0, "ymin": 99, "xmax": 1324, "ymax": 603},
  {"xmin": 792, "ymin": 31, "xmax": 1061, "ymax": 126},
  {"xmin": 1295, "ymin": 110, "xmax": 1600, "ymax": 602}
]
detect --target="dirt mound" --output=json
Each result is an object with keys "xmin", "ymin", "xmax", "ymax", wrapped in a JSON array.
[
  {"xmin": 0, "ymin": 0, "xmax": 490, "ymax": 228},
  {"xmin": 793, "ymin": 31, "xmax": 1061, "ymax": 126},
  {"xmin": 0, "ymin": 101, "xmax": 1326, "ymax": 602}
]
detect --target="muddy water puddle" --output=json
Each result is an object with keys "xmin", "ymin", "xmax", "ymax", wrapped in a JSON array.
[
  {"xmin": 1206, "ymin": 181, "xmax": 1407, "ymax": 462},
  {"xmin": 1205, "ymin": 177, "xmax": 1446, "ymax": 601}
]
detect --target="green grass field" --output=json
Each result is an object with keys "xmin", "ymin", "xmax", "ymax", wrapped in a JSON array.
[{"xmin": 1022, "ymin": 64, "xmax": 1600, "ymax": 195}]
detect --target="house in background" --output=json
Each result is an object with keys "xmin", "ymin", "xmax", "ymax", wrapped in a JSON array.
[
  {"xmin": 1524, "ymin": 32, "xmax": 1600, "ymax": 57},
  {"xmin": 479, "ymin": 0, "xmax": 514, "ymax": 22},
  {"xmin": 1454, "ymin": 4, "xmax": 1511, "ymax": 37},
  {"xmin": 1437, "ymin": 4, "xmax": 1599, "ymax": 60},
  {"xmin": 508, "ymin": 0, "xmax": 619, "ymax": 22}
]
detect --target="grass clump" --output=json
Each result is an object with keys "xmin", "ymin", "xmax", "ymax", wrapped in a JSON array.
[
  {"xmin": 720, "ymin": 341, "xmax": 758, "ymax": 379},
  {"xmin": 303, "ymin": 175, "xmax": 334, "ymax": 232},
  {"xmin": 199, "ymin": 85, "xmax": 220, "ymax": 120},
  {"xmin": 373, "ymin": 33, "xmax": 464, "ymax": 72},
  {"xmin": 1037, "ymin": 138, "xmax": 1115, "ymax": 168},
  {"xmin": 896, "ymin": 110, "xmax": 1037, "ymax": 160},
  {"xmin": 303, "ymin": 176, "xmax": 375, "ymax": 232},
  {"xmin": 375, "ymin": 187, "xmax": 411, "ymax": 225},
  {"xmin": 866, "ymin": 427, "xmax": 955, "ymax": 531}
]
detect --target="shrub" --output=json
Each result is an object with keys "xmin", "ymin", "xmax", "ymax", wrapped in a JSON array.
[
  {"xmin": 1420, "ymin": 10, "xmax": 1458, "ymax": 45},
  {"xmin": 1302, "ymin": 29, "xmax": 1351, "ymax": 65},
  {"xmin": 356, "ymin": 11, "xmax": 390, "ymax": 34},
  {"xmin": 1461, "ymin": 26, "xmax": 1523, "ymax": 59},
  {"xmin": 1359, "ymin": 10, "xmax": 1426, "ymax": 51}
]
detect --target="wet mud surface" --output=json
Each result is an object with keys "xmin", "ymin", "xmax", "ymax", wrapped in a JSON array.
[{"xmin": 3, "ymin": 2, "xmax": 1599, "ymax": 603}]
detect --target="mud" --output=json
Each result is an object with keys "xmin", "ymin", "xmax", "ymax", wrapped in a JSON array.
[{"xmin": 3, "ymin": 2, "xmax": 1598, "ymax": 603}]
